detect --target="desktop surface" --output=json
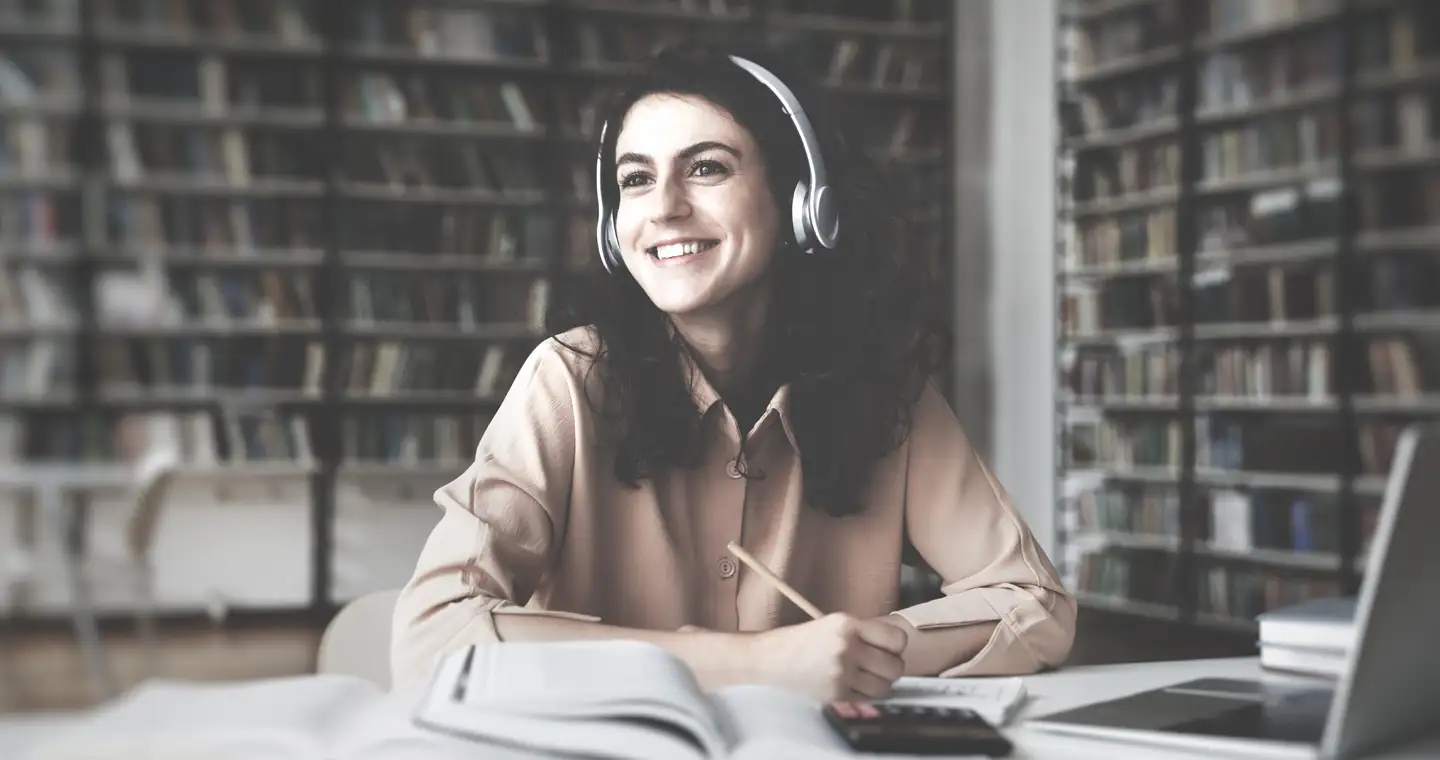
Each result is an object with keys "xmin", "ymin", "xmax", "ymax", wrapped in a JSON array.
[{"xmin": 5, "ymin": 657, "xmax": 1439, "ymax": 759}]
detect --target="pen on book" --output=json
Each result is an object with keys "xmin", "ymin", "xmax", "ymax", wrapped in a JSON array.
[{"xmin": 725, "ymin": 540, "xmax": 825, "ymax": 620}]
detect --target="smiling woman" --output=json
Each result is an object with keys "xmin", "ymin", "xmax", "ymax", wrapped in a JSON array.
[
  {"xmin": 613, "ymin": 111, "xmax": 779, "ymax": 324},
  {"xmin": 572, "ymin": 43, "xmax": 924, "ymax": 467},
  {"xmin": 390, "ymin": 42, "xmax": 1077, "ymax": 702}
]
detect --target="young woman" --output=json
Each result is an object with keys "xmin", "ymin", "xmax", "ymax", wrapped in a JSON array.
[{"xmin": 391, "ymin": 43, "xmax": 1075, "ymax": 700}]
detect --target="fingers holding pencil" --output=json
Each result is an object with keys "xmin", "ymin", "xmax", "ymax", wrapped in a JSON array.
[{"xmin": 718, "ymin": 557, "xmax": 908, "ymax": 702}]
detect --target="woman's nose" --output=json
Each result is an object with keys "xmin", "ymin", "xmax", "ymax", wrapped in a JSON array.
[{"xmin": 647, "ymin": 174, "xmax": 692, "ymax": 222}]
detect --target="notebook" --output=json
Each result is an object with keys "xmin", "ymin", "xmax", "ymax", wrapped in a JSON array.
[{"xmin": 412, "ymin": 640, "xmax": 1029, "ymax": 760}]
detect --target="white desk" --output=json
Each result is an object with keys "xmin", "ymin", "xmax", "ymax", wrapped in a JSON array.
[
  {"xmin": 3, "ymin": 656, "xmax": 1439, "ymax": 759},
  {"xmin": 0, "ymin": 713, "xmax": 73, "ymax": 760}
]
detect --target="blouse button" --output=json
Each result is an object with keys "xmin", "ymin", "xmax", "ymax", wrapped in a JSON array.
[
  {"xmin": 725, "ymin": 458, "xmax": 743, "ymax": 478},
  {"xmin": 717, "ymin": 556, "xmax": 737, "ymax": 579}
]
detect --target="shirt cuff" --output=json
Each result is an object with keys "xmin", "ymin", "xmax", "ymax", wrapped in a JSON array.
[{"xmin": 891, "ymin": 585, "xmax": 1075, "ymax": 676}]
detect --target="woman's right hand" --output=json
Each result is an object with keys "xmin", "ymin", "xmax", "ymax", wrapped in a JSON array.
[{"xmin": 739, "ymin": 613, "xmax": 908, "ymax": 702}]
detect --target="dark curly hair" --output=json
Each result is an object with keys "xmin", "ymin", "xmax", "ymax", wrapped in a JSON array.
[{"xmin": 548, "ymin": 41, "xmax": 951, "ymax": 517}]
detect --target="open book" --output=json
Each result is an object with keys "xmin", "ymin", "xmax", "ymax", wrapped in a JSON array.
[
  {"xmin": 412, "ymin": 640, "xmax": 1027, "ymax": 760},
  {"xmin": 25, "ymin": 640, "xmax": 1024, "ymax": 760},
  {"xmin": 22, "ymin": 674, "xmax": 488, "ymax": 760}
]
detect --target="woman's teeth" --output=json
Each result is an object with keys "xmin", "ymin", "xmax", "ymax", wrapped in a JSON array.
[{"xmin": 652, "ymin": 240, "xmax": 718, "ymax": 259}]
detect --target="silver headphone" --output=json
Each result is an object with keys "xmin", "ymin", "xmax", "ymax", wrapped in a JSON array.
[{"xmin": 594, "ymin": 54, "xmax": 840, "ymax": 274}]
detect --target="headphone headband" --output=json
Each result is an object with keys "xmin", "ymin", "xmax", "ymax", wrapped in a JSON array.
[{"xmin": 594, "ymin": 54, "xmax": 840, "ymax": 274}]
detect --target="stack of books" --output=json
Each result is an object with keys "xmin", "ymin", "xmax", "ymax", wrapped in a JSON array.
[{"xmin": 1256, "ymin": 597, "xmax": 1356, "ymax": 678}]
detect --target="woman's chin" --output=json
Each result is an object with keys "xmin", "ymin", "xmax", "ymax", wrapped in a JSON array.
[
  {"xmin": 651, "ymin": 294, "xmax": 715, "ymax": 319},
  {"xmin": 636, "ymin": 277, "xmax": 718, "ymax": 317}
]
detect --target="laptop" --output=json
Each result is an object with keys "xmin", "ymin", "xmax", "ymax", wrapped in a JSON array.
[{"xmin": 1028, "ymin": 423, "xmax": 1440, "ymax": 759}]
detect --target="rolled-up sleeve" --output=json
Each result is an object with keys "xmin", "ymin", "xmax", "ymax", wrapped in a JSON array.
[
  {"xmin": 389, "ymin": 339, "xmax": 600, "ymax": 689},
  {"xmin": 890, "ymin": 383, "xmax": 1077, "ymax": 676}
]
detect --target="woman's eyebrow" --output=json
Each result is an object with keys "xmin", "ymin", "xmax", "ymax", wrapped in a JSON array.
[{"xmin": 616, "ymin": 140, "xmax": 742, "ymax": 168}]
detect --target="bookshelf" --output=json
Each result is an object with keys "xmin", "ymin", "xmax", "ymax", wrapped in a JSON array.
[
  {"xmin": 1, "ymin": 0, "xmax": 955, "ymax": 618},
  {"xmin": 1056, "ymin": 0, "xmax": 1438, "ymax": 635}
]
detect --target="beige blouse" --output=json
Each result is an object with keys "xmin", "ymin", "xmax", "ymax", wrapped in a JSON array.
[{"xmin": 390, "ymin": 327, "xmax": 1076, "ymax": 689}]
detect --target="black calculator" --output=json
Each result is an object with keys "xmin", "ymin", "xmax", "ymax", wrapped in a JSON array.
[{"xmin": 822, "ymin": 700, "xmax": 1014, "ymax": 756}]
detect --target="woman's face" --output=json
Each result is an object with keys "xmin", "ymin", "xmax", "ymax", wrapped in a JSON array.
[{"xmin": 612, "ymin": 92, "xmax": 781, "ymax": 320}]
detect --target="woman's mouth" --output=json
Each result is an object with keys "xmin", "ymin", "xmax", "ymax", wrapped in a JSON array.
[{"xmin": 648, "ymin": 240, "xmax": 720, "ymax": 260}]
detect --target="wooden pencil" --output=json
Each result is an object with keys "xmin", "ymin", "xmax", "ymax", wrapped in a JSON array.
[{"xmin": 725, "ymin": 540, "xmax": 825, "ymax": 620}]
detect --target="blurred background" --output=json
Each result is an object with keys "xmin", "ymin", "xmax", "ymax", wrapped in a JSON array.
[{"xmin": 1, "ymin": 0, "xmax": 1436, "ymax": 716}]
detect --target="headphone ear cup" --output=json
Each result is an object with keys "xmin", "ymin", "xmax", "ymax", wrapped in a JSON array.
[
  {"xmin": 790, "ymin": 180, "xmax": 813, "ymax": 252},
  {"xmin": 595, "ymin": 209, "xmax": 612, "ymax": 273},
  {"xmin": 810, "ymin": 184, "xmax": 839, "ymax": 249},
  {"xmin": 601, "ymin": 212, "xmax": 623, "ymax": 273},
  {"xmin": 606, "ymin": 215, "xmax": 622, "ymax": 270}
]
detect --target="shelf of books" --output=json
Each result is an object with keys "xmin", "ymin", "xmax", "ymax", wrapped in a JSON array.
[
  {"xmin": 2, "ymin": 0, "xmax": 85, "ymax": 473},
  {"xmin": 1, "ymin": 0, "xmax": 956, "ymax": 614},
  {"xmin": 1056, "ymin": 0, "xmax": 1437, "ymax": 634}
]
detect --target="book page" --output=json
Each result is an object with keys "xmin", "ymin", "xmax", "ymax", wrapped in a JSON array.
[
  {"xmin": 463, "ymin": 641, "xmax": 723, "ymax": 741},
  {"xmin": 329, "ymin": 685, "xmax": 492, "ymax": 760},
  {"xmin": 27, "ymin": 674, "xmax": 380, "ymax": 760},
  {"xmin": 711, "ymin": 685, "xmax": 851, "ymax": 758},
  {"xmin": 417, "ymin": 699, "xmax": 714, "ymax": 760},
  {"xmin": 411, "ymin": 642, "xmax": 722, "ymax": 760}
]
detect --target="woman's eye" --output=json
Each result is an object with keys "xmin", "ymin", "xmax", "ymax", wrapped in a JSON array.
[
  {"xmin": 618, "ymin": 171, "xmax": 650, "ymax": 189},
  {"xmin": 691, "ymin": 160, "xmax": 727, "ymax": 178}
]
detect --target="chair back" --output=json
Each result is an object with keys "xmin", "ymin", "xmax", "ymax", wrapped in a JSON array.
[
  {"xmin": 125, "ymin": 437, "xmax": 180, "ymax": 559},
  {"xmin": 317, "ymin": 589, "xmax": 402, "ymax": 690}
]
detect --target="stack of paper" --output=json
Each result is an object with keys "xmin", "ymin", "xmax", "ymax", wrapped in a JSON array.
[
  {"xmin": 1257, "ymin": 596, "xmax": 1355, "ymax": 678},
  {"xmin": 881, "ymin": 676, "xmax": 1029, "ymax": 726}
]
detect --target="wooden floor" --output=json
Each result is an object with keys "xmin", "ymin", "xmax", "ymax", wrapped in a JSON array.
[
  {"xmin": 0, "ymin": 606, "xmax": 1256, "ymax": 714},
  {"xmin": 1, "ymin": 618, "xmax": 323, "ymax": 714}
]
